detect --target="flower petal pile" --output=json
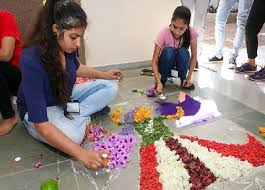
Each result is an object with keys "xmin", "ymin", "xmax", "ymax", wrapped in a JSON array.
[
  {"xmin": 176, "ymin": 137, "xmax": 253, "ymax": 181},
  {"xmin": 140, "ymin": 144, "xmax": 162, "ymax": 190},
  {"xmin": 111, "ymin": 108, "xmax": 124, "ymax": 125},
  {"xmin": 134, "ymin": 116, "xmax": 173, "ymax": 146},
  {"xmin": 92, "ymin": 133, "xmax": 136, "ymax": 169},
  {"xmin": 134, "ymin": 107, "xmax": 152, "ymax": 123},
  {"xmin": 139, "ymin": 133, "xmax": 264, "ymax": 189},
  {"xmin": 155, "ymin": 138, "xmax": 192, "ymax": 190},
  {"xmin": 166, "ymin": 106, "xmax": 185, "ymax": 120},
  {"xmin": 85, "ymin": 124, "xmax": 107, "ymax": 142},
  {"xmin": 165, "ymin": 137, "xmax": 217, "ymax": 190},
  {"xmin": 180, "ymin": 134, "xmax": 265, "ymax": 167}
]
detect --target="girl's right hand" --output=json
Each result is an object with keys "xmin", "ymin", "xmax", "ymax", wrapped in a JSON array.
[
  {"xmin": 78, "ymin": 150, "xmax": 109, "ymax": 170},
  {"xmin": 156, "ymin": 82, "xmax": 163, "ymax": 94}
]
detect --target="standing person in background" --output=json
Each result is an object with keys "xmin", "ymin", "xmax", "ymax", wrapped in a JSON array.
[
  {"xmin": 235, "ymin": 0, "xmax": 265, "ymax": 81},
  {"xmin": 17, "ymin": 0, "xmax": 123, "ymax": 169},
  {"xmin": 208, "ymin": 0, "xmax": 253, "ymax": 69},
  {"xmin": 182, "ymin": 0, "xmax": 210, "ymax": 70},
  {"xmin": 0, "ymin": 10, "xmax": 22, "ymax": 136}
]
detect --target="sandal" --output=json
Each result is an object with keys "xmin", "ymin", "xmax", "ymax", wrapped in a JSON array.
[
  {"xmin": 141, "ymin": 69, "xmax": 154, "ymax": 76},
  {"xmin": 181, "ymin": 83, "xmax": 195, "ymax": 90}
]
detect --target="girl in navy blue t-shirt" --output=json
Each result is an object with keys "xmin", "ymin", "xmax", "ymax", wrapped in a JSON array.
[{"xmin": 17, "ymin": 0, "xmax": 123, "ymax": 170}]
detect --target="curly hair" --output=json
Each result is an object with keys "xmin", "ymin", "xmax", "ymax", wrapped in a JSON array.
[{"xmin": 24, "ymin": 0, "xmax": 87, "ymax": 106}]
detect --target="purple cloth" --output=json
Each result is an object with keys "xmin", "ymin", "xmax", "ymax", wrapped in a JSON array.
[
  {"xmin": 155, "ymin": 95, "xmax": 201, "ymax": 116},
  {"xmin": 178, "ymin": 95, "xmax": 201, "ymax": 116}
]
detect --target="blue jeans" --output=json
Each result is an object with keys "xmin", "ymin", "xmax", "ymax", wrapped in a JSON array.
[
  {"xmin": 23, "ymin": 79, "xmax": 118, "ymax": 145},
  {"xmin": 158, "ymin": 47, "xmax": 190, "ymax": 85},
  {"xmin": 215, "ymin": 0, "xmax": 252, "ymax": 59}
]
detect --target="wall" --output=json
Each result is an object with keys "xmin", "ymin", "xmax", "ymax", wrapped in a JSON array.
[
  {"xmin": 81, "ymin": 0, "xmax": 182, "ymax": 67},
  {"xmin": 0, "ymin": 0, "xmax": 42, "ymax": 41}
]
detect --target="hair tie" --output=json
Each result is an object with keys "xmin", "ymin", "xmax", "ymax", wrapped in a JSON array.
[{"xmin": 63, "ymin": 0, "xmax": 70, "ymax": 6}]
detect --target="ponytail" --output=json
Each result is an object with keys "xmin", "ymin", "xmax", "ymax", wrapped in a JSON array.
[{"xmin": 182, "ymin": 27, "xmax": 191, "ymax": 48}]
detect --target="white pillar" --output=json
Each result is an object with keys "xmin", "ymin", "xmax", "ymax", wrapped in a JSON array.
[{"xmin": 182, "ymin": 0, "xmax": 210, "ymax": 58}]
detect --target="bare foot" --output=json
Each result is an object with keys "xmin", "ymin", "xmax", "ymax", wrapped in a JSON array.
[
  {"xmin": 0, "ymin": 116, "xmax": 18, "ymax": 136},
  {"xmin": 178, "ymin": 91, "xmax": 186, "ymax": 103}
]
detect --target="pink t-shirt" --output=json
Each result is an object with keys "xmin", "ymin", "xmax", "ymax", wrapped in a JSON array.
[{"xmin": 154, "ymin": 26, "xmax": 198, "ymax": 50}]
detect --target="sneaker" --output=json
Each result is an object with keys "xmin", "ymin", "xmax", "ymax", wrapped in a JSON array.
[
  {"xmin": 227, "ymin": 57, "xmax": 236, "ymax": 69},
  {"xmin": 141, "ymin": 69, "xmax": 154, "ymax": 76},
  {"xmin": 248, "ymin": 68, "xmax": 265, "ymax": 81},
  {"xmin": 194, "ymin": 61, "xmax": 199, "ymax": 71},
  {"xmin": 235, "ymin": 63, "xmax": 257, "ymax": 73},
  {"xmin": 208, "ymin": 55, "xmax": 223, "ymax": 62}
]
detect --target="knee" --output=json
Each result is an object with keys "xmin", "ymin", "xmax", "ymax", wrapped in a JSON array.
[
  {"xmin": 107, "ymin": 80, "xmax": 118, "ymax": 92},
  {"xmin": 215, "ymin": 13, "xmax": 227, "ymax": 28},
  {"xmin": 110, "ymin": 81, "xmax": 118, "ymax": 98},
  {"xmin": 160, "ymin": 47, "xmax": 176, "ymax": 62},
  {"xmin": 237, "ymin": 16, "xmax": 248, "ymax": 30},
  {"xmin": 178, "ymin": 47, "xmax": 189, "ymax": 54},
  {"xmin": 245, "ymin": 24, "xmax": 257, "ymax": 39},
  {"xmin": 104, "ymin": 80, "xmax": 118, "ymax": 99},
  {"xmin": 177, "ymin": 48, "xmax": 190, "ymax": 60},
  {"xmin": 65, "ymin": 124, "xmax": 86, "ymax": 145}
]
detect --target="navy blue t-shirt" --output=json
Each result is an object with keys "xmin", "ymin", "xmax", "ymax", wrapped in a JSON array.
[{"xmin": 17, "ymin": 46, "xmax": 80, "ymax": 123}]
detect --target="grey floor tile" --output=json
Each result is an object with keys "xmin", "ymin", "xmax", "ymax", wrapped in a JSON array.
[
  {"xmin": 230, "ymin": 111, "xmax": 265, "ymax": 138},
  {"xmin": 0, "ymin": 160, "xmax": 76, "ymax": 190},
  {"xmin": 0, "ymin": 123, "xmax": 69, "ymax": 177}
]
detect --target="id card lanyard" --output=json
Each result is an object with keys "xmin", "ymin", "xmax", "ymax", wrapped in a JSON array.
[{"xmin": 171, "ymin": 31, "xmax": 183, "ymax": 69}]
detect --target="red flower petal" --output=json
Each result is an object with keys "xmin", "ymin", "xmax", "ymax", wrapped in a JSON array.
[
  {"xmin": 166, "ymin": 137, "xmax": 217, "ymax": 190},
  {"xmin": 180, "ymin": 133, "xmax": 265, "ymax": 167},
  {"xmin": 140, "ymin": 144, "xmax": 162, "ymax": 190}
]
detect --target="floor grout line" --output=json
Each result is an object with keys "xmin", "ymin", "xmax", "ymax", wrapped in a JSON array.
[
  {"xmin": 57, "ymin": 152, "xmax": 61, "ymax": 185},
  {"xmin": 71, "ymin": 160, "xmax": 80, "ymax": 190},
  {"xmin": 0, "ymin": 159, "xmax": 70, "ymax": 179}
]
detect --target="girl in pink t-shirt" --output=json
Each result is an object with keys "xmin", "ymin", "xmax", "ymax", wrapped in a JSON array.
[{"xmin": 152, "ymin": 6, "xmax": 198, "ymax": 93}]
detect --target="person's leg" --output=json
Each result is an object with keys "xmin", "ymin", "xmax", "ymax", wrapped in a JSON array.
[
  {"xmin": 213, "ymin": 0, "xmax": 237, "ymax": 59},
  {"xmin": 175, "ymin": 48, "xmax": 190, "ymax": 86},
  {"xmin": 71, "ymin": 80, "xmax": 118, "ymax": 117},
  {"xmin": 183, "ymin": 0, "xmax": 210, "ymax": 70},
  {"xmin": 235, "ymin": 0, "xmax": 265, "ymax": 73},
  {"xmin": 231, "ymin": 0, "xmax": 252, "ymax": 60},
  {"xmin": 0, "ymin": 71, "xmax": 15, "ymax": 120},
  {"xmin": 188, "ymin": 0, "xmax": 210, "ymax": 57},
  {"xmin": 158, "ymin": 47, "xmax": 176, "ymax": 85},
  {"xmin": 0, "ymin": 62, "xmax": 21, "ymax": 135},
  {"xmin": 23, "ymin": 106, "xmax": 87, "ymax": 145},
  {"xmin": 246, "ymin": 0, "xmax": 265, "ymax": 66}
]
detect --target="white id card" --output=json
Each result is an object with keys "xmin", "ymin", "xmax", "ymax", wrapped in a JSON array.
[
  {"xmin": 66, "ymin": 101, "xmax": 80, "ymax": 113},
  {"xmin": 171, "ymin": 69, "xmax": 178, "ymax": 78}
]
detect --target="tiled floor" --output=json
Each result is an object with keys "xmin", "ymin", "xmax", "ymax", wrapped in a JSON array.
[
  {"xmin": 1, "ymin": 60, "xmax": 265, "ymax": 189},
  {"xmin": 1, "ymin": 15, "xmax": 265, "ymax": 190}
]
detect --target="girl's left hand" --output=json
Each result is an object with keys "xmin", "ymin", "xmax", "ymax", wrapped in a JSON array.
[
  {"xmin": 183, "ymin": 78, "xmax": 193, "ymax": 88},
  {"xmin": 104, "ymin": 69, "xmax": 124, "ymax": 81}
]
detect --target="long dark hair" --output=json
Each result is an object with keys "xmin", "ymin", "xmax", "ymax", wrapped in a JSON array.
[
  {"xmin": 171, "ymin": 6, "xmax": 191, "ymax": 48},
  {"xmin": 24, "ymin": 0, "xmax": 87, "ymax": 106}
]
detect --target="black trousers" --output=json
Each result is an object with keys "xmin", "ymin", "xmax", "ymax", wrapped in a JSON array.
[
  {"xmin": 0, "ymin": 62, "xmax": 21, "ymax": 119},
  {"xmin": 245, "ymin": 0, "xmax": 265, "ymax": 59}
]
